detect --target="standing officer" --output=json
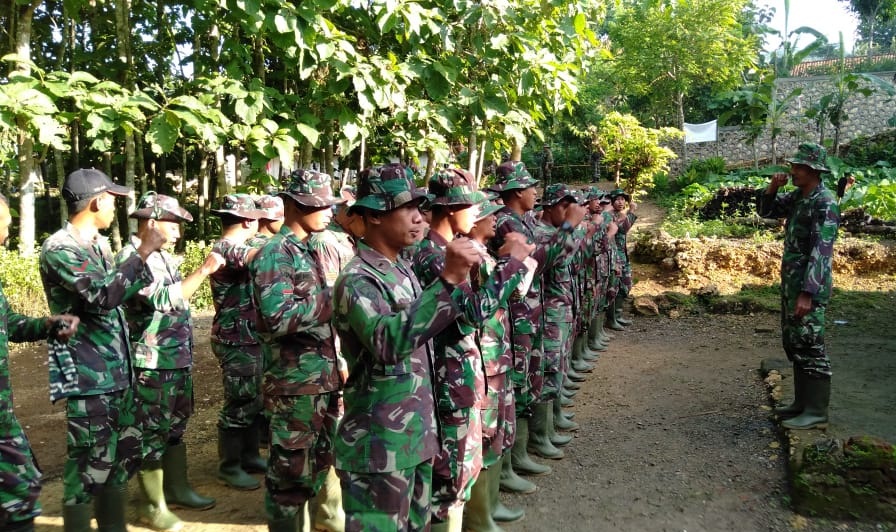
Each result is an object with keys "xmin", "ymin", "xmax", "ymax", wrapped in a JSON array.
[
  {"xmin": 40, "ymin": 169, "xmax": 165, "ymax": 532},
  {"xmin": 332, "ymin": 164, "xmax": 481, "ymax": 531},
  {"xmin": 117, "ymin": 192, "xmax": 224, "ymax": 531},
  {"xmin": 758, "ymin": 142, "xmax": 840, "ymax": 430},
  {"xmin": 0, "ymin": 194, "xmax": 79, "ymax": 532},
  {"xmin": 250, "ymin": 170, "xmax": 344, "ymax": 532},
  {"xmin": 608, "ymin": 189, "xmax": 637, "ymax": 329}
]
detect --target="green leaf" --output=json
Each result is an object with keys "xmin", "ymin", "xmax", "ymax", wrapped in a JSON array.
[{"xmin": 146, "ymin": 114, "xmax": 180, "ymax": 154}]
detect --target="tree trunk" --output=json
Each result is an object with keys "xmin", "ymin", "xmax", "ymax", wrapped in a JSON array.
[
  {"xmin": 199, "ymin": 154, "xmax": 210, "ymax": 240},
  {"xmin": 54, "ymin": 148, "xmax": 69, "ymax": 224},
  {"xmin": 511, "ymin": 138, "xmax": 523, "ymax": 161},
  {"xmin": 135, "ymin": 132, "xmax": 146, "ymax": 194},
  {"xmin": 324, "ymin": 123, "xmax": 334, "ymax": 176},
  {"xmin": 468, "ymin": 122, "xmax": 479, "ymax": 174},
  {"xmin": 425, "ymin": 148, "xmax": 435, "ymax": 180},
  {"xmin": 215, "ymin": 146, "xmax": 228, "ymax": 196},
  {"xmin": 104, "ymin": 153, "xmax": 123, "ymax": 251}
]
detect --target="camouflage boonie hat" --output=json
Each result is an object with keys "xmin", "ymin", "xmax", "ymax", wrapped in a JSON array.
[
  {"xmin": 585, "ymin": 186, "xmax": 603, "ymax": 200},
  {"xmin": 486, "ymin": 161, "xmax": 539, "ymax": 193},
  {"xmin": 609, "ymin": 188, "xmax": 631, "ymax": 202},
  {"xmin": 255, "ymin": 195, "xmax": 284, "ymax": 221},
  {"xmin": 350, "ymin": 163, "xmax": 428, "ymax": 214},
  {"xmin": 473, "ymin": 198, "xmax": 503, "ymax": 222},
  {"xmin": 786, "ymin": 142, "xmax": 829, "ymax": 172},
  {"xmin": 539, "ymin": 183, "xmax": 578, "ymax": 207},
  {"xmin": 211, "ymin": 193, "xmax": 267, "ymax": 219},
  {"xmin": 428, "ymin": 168, "xmax": 488, "ymax": 206},
  {"xmin": 280, "ymin": 169, "xmax": 344, "ymax": 208},
  {"xmin": 130, "ymin": 191, "xmax": 193, "ymax": 222}
]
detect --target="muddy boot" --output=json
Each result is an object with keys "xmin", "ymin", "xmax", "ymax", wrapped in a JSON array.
[
  {"xmin": 163, "ymin": 441, "xmax": 216, "ymax": 510},
  {"xmin": 773, "ymin": 366, "xmax": 807, "ymax": 419},
  {"xmin": 510, "ymin": 417, "xmax": 552, "ymax": 476},
  {"xmin": 499, "ymin": 451, "xmax": 536, "ymax": 493},
  {"xmin": 605, "ymin": 305, "xmax": 624, "ymax": 331},
  {"xmin": 137, "ymin": 461, "xmax": 183, "ymax": 532},
  {"xmin": 615, "ymin": 296, "xmax": 632, "ymax": 326},
  {"xmin": 782, "ymin": 375, "xmax": 830, "ymax": 430},
  {"xmin": 553, "ymin": 396, "xmax": 579, "ymax": 432},
  {"xmin": 63, "ymin": 502, "xmax": 93, "ymax": 532},
  {"xmin": 528, "ymin": 402, "xmax": 564, "ymax": 460},
  {"xmin": 218, "ymin": 428, "xmax": 261, "ymax": 490},
  {"xmin": 563, "ymin": 375, "xmax": 580, "ymax": 390},
  {"xmin": 94, "ymin": 484, "xmax": 127, "ymax": 532},
  {"xmin": 242, "ymin": 421, "xmax": 268, "ymax": 474},
  {"xmin": 308, "ymin": 467, "xmax": 344, "ymax": 532},
  {"xmin": 490, "ymin": 459, "xmax": 524, "ymax": 523},
  {"xmin": 431, "ymin": 505, "xmax": 463, "ymax": 532},
  {"xmin": 464, "ymin": 468, "xmax": 502, "ymax": 532}
]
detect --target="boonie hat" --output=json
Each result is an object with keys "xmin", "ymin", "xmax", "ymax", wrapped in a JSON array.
[
  {"xmin": 351, "ymin": 163, "xmax": 428, "ymax": 214},
  {"xmin": 486, "ymin": 161, "xmax": 539, "ymax": 193},
  {"xmin": 255, "ymin": 195, "xmax": 285, "ymax": 221},
  {"xmin": 129, "ymin": 191, "xmax": 193, "ymax": 222},
  {"xmin": 279, "ymin": 169, "xmax": 344, "ymax": 208},
  {"xmin": 540, "ymin": 183, "xmax": 577, "ymax": 207},
  {"xmin": 62, "ymin": 169, "xmax": 130, "ymax": 202},
  {"xmin": 608, "ymin": 188, "xmax": 631, "ymax": 202},
  {"xmin": 428, "ymin": 168, "xmax": 488, "ymax": 206},
  {"xmin": 786, "ymin": 142, "xmax": 829, "ymax": 172},
  {"xmin": 473, "ymin": 199, "xmax": 503, "ymax": 222},
  {"xmin": 211, "ymin": 194, "xmax": 267, "ymax": 219}
]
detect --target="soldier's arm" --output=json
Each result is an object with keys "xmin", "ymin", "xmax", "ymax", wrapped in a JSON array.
[
  {"xmin": 307, "ymin": 235, "xmax": 344, "ymax": 286},
  {"xmin": 252, "ymin": 245, "xmax": 331, "ymax": 339},
  {"xmin": 334, "ymin": 272, "xmax": 463, "ymax": 366},
  {"xmin": 802, "ymin": 196, "xmax": 840, "ymax": 298},
  {"xmin": 758, "ymin": 175, "xmax": 796, "ymax": 218},
  {"xmin": 6, "ymin": 311, "xmax": 50, "ymax": 343},
  {"xmin": 41, "ymin": 242, "xmax": 151, "ymax": 310}
]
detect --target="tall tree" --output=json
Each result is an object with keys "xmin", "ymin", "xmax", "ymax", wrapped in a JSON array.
[{"xmin": 841, "ymin": 0, "xmax": 896, "ymax": 52}]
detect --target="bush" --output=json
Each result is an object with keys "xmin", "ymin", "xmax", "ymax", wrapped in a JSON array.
[
  {"xmin": 0, "ymin": 249, "xmax": 49, "ymax": 317},
  {"xmin": 180, "ymin": 241, "xmax": 215, "ymax": 311}
]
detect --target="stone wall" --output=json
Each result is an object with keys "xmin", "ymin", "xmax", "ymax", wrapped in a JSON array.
[{"xmin": 673, "ymin": 71, "xmax": 896, "ymax": 171}]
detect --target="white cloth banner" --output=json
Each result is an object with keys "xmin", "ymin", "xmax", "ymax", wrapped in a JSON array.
[{"xmin": 683, "ymin": 120, "xmax": 718, "ymax": 144}]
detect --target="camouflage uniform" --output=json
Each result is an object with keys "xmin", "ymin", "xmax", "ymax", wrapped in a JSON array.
[
  {"xmin": 0, "ymin": 283, "xmax": 49, "ymax": 528},
  {"xmin": 40, "ymin": 222, "xmax": 150, "ymax": 503},
  {"xmin": 250, "ymin": 171, "xmax": 343, "ymax": 522},
  {"xmin": 758, "ymin": 175, "xmax": 839, "ymax": 377},
  {"xmin": 332, "ymin": 164, "xmax": 465, "ymax": 531}
]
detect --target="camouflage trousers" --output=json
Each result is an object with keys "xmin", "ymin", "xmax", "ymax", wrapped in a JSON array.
[
  {"xmin": 480, "ymin": 372, "xmax": 514, "ymax": 467},
  {"xmin": 432, "ymin": 407, "xmax": 483, "ymax": 520},
  {"xmin": 135, "ymin": 368, "xmax": 193, "ymax": 462},
  {"xmin": 212, "ymin": 341, "xmax": 265, "ymax": 430},
  {"xmin": 0, "ymin": 415, "xmax": 41, "ymax": 525},
  {"xmin": 264, "ymin": 392, "xmax": 339, "ymax": 520},
  {"xmin": 541, "ymin": 317, "xmax": 573, "ymax": 401},
  {"xmin": 781, "ymin": 282, "xmax": 831, "ymax": 377},
  {"xmin": 63, "ymin": 388, "xmax": 141, "ymax": 504},
  {"xmin": 337, "ymin": 461, "xmax": 433, "ymax": 532}
]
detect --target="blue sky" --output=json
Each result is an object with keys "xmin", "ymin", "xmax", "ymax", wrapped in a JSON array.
[{"xmin": 762, "ymin": 0, "xmax": 860, "ymax": 53}]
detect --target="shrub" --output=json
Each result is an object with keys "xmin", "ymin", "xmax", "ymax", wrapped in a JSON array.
[
  {"xmin": 0, "ymin": 249, "xmax": 49, "ymax": 317},
  {"xmin": 180, "ymin": 241, "xmax": 215, "ymax": 311}
]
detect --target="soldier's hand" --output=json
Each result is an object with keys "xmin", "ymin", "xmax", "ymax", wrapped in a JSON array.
[
  {"xmin": 794, "ymin": 292, "xmax": 813, "ymax": 318},
  {"xmin": 442, "ymin": 237, "xmax": 482, "ymax": 285},
  {"xmin": 136, "ymin": 221, "xmax": 168, "ymax": 259},
  {"xmin": 497, "ymin": 232, "xmax": 535, "ymax": 262},
  {"xmin": 770, "ymin": 172, "xmax": 789, "ymax": 189},
  {"xmin": 629, "ymin": 201, "xmax": 638, "ymax": 213},
  {"xmin": 47, "ymin": 314, "xmax": 80, "ymax": 342},
  {"xmin": 201, "ymin": 252, "xmax": 226, "ymax": 275},
  {"xmin": 564, "ymin": 203, "xmax": 587, "ymax": 228}
]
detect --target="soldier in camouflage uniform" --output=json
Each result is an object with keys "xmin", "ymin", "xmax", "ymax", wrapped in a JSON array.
[
  {"xmin": 411, "ymin": 168, "xmax": 531, "ymax": 530},
  {"xmin": 249, "ymin": 170, "xmax": 344, "ymax": 532},
  {"xmin": 758, "ymin": 143, "xmax": 840, "ymax": 431},
  {"xmin": 255, "ymin": 194, "xmax": 286, "ymax": 241},
  {"xmin": 0, "ymin": 195, "xmax": 80, "ymax": 532},
  {"xmin": 117, "ymin": 192, "xmax": 224, "ymax": 531},
  {"xmin": 40, "ymin": 169, "xmax": 166, "ymax": 532},
  {"xmin": 485, "ymin": 162, "xmax": 585, "ymax": 473},
  {"xmin": 331, "ymin": 163, "xmax": 482, "ymax": 531},
  {"xmin": 209, "ymin": 194, "xmax": 269, "ymax": 491},
  {"xmin": 607, "ymin": 189, "xmax": 637, "ymax": 330}
]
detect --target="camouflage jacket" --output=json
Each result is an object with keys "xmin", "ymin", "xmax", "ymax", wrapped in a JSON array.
[
  {"xmin": 534, "ymin": 221, "xmax": 577, "ymax": 322},
  {"xmin": 613, "ymin": 212, "xmax": 636, "ymax": 262},
  {"xmin": 332, "ymin": 242, "xmax": 466, "ymax": 473},
  {"xmin": 412, "ymin": 231, "xmax": 526, "ymax": 413},
  {"xmin": 116, "ymin": 235, "xmax": 193, "ymax": 369},
  {"xmin": 0, "ymin": 283, "xmax": 48, "ymax": 427},
  {"xmin": 210, "ymin": 238, "xmax": 261, "ymax": 347},
  {"xmin": 40, "ymin": 223, "xmax": 151, "ymax": 396},
  {"xmin": 307, "ymin": 220, "xmax": 357, "ymax": 287},
  {"xmin": 471, "ymin": 241, "xmax": 515, "ymax": 377},
  {"xmin": 250, "ymin": 225, "xmax": 339, "ymax": 396},
  {"xmin": 758, "ymin": 183, "xmax": 840, "ymax": 304}
]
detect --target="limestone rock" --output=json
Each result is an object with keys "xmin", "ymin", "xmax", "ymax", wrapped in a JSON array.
[{"xmin": 633, "ymin": 297, "xmax": 660, "ymax": 316}]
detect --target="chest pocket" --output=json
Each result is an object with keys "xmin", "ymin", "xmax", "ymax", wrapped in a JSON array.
[{"xmin": 381, "ymin": 297, "xmax": 414, "ymax": 376}]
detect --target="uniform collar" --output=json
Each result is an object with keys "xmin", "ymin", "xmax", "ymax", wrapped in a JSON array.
[{"xmin": 357, "ymin": 242, "xmax": 396, "ymax": 275}]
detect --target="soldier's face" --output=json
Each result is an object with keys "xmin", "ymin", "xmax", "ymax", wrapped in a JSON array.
[
  {"xmin": 0, "ymin": 203, "xmax": 11, "ymax": 246},
  {"xmin": 519, "ymin": 187, "xmax": 538, "ymax": 211},
  {"xmin": 450, "ymin": 203, "xmax": 481, "ymax": 235},
  {"xmin": 789, "ymin": 163, "xmax": 817, "ymax": 188},
  {"xmin": 153, "ymin": 220, "xmax": 181, "ymax": 249},
  {"xmin": 612, "ymin": 197, "xmax": 626, "ymax": 211},
  {"xmin": 470, "ymin": 213, "xmax": 497, "ymax": 240},
  {"xmin": 378, "ymin": 202, "xmax": 424, "ymax": 247},
  {"xmin": 95, "ymin": 192, "xmax": 118, "ymax": 230},
  {"xmin": 301, "ymin": 206, "xmax": 333, "ymax": 234}
]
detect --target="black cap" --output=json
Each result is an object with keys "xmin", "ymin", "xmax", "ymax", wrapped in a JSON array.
[{"xmin": 62, "ymin": 169, "xmax": 130, "ymax": 202}]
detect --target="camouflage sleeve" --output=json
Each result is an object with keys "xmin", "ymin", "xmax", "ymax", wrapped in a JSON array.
[
  {"xmin": 6, "ymin": 312, "xmax": 48, "ymax": 343},
  {"xmin": 252, "ymin": 244, "xmax": 332, "ymax": 340},
  {"xmin": 617, "ymin": 213, "xmax": 636, "ymax": 232},
  {"xmin": 116, "ymin": 245, "xmax": 186, "ymax": 313},
  {"xmin": 334, "ymin": 273, "xmax": 463, "ymax": 367},
  {"xmin": 758, "ymin": 190, "xmax": 796, "ymax": 218},
  {"xmin": 214, "ymin": 239, "xmax": 253, "ymax": 270},
  {"xmin": 307, "ymin": 236, "xmax": 343, "ymax": 287},
  {"xmin": 803, "ymin": 196, "xmax": 840, "ymax": 297},
  {"xmin": 41, "ymin": 243, "xmax": 150, "ymax": 310}
]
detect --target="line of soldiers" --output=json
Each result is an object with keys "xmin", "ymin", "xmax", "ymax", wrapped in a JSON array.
[{"xmin": 0, "ymin": 160, "xmax": 638, "ymax": 532}]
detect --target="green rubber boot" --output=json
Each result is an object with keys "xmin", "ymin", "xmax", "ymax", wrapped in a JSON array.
[
  {"xmin": 782, "ymin": 375, "xmax": 831, "ymax": 430},
  {"xmin": 242, "ymin": 420, "xmax": 268, "ymax": 474},
  {"xmin": 528, "ymin": 402, "xmax": 564, "ymax": 460},
  {"xmin": 566, "ymin": 367, "xmax": 586, "ymax": 382},
  {"xmin": 267, "ymin": 516, "xmax": 297, "ymax": 532},
  {"xmin": 561, "ymin": 387, "xmax": 577, "ymax": 399},
  {"xmin": 162, "ymin": 441, "xmax": 216, "ymax": 510},
  {"xmin": 218, "ymin": 428, "xmax": 261, "ymax": 490},
  {"xmin": 62, "ymin": 502, "xmax": 93, "ymax": 532},
  {"xmin": 605, "ymin": 305, "xmax": 624, "ymax": 331},
  {"xmin": 615, "ymin": 296, "xmax": 632, "ymax": 326},
  {"xmin": 553, "ymin": 396, "xmax": 579, "ymax": 432},
  {"xmin": 490, "ymin": 459, "xmax": 524, "ymax": 523},
  {"xmin": 563, "ymin": 375, "xmax": 580, "ymax": 390},
  {"xmin": 499, "ymin": 451, "xmax": 537, "ymax": 493},
  {"xmin": 137, "ymin": 461, "xmax": 184, "ymax": 532},
  {"xmin": 464, "ymin": 468, "xmax": 503, "ymax": 532},
  {"xmin": 5, "ymin": 518, "xmax": 35, "ymax": 532},
  {"xmin": 571, "ymin": 337, "xmax": 594, "ymax": 372},
  {"xmin": 94, "ymin": 484, "xmax": 128, "ymax": 532},
  {"xmin": 509, "ymin": 417, "xmax": 552, "ymax": 476},
  {"xmin": 773, "ymin": 366, "xmax": 807, "ymax": 419},
  {"xmin": 431, "ymin": 505, "xmax": 464, "ymax": 532}
]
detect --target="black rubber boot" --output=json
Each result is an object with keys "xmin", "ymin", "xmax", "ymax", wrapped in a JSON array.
[
  {"xmin": 62, "ymin": 502, "xmax": 93, "ymax": 532},
  {"xmin": 162, "ymin": 441, "xmax": 216, "ymax": 510},
  {"xmin": 94, "ymin": 484, "xmax": 128, "ymax": 532},
  {"xmin": 782, "ymin": 375, "xmax": 831, "ymax": 430},
  {"xmin": 267, "ymin": 516, "xmax": 298, "ymax": 532},
  {"xmin": 4, "ymin": 518, "xmax": 35, "ymax": 532},
  {"xmin": 510, "ymin": 417, "xmax": 552, "ymax": 476},
  {"xmin": 242, "ymin": 420, "xmax": 268, "ymax": 474},
  {"xmin": 218, "ymin": 428, "xmax": 261, "ymax": 490},
  {"xmin": 773, "ymin": 366, "xmax": 807, "ymax": 419}
]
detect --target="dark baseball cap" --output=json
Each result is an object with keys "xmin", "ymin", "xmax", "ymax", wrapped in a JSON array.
[{"xmin": 62, "ymin": 169, "xmax": 130, "ymax": 202}]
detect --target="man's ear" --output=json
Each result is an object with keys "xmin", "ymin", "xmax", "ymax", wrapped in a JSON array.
[{"xmin": 367, "ymin": 212, "xmax": 383, "ymax": 226}]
